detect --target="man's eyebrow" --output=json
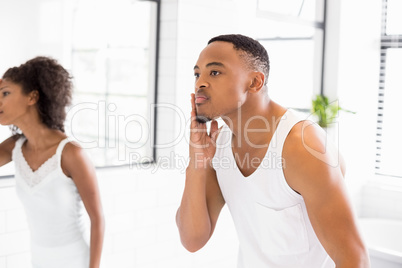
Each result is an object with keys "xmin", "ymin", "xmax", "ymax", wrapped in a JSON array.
[
  {"xmin": 206, "ymin": 62, "xmax": 225, "ymax": 68},
  {"xmin": 194, "ymin": 62, "xmax": 225, "ymax": 70},
  {"xmin": 0, "ymin": 86, "xmax": 8, "ymax": 91}
]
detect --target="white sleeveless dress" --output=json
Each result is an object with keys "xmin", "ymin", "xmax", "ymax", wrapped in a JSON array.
[{"xmin": 12, "ymin": 137, "xmax": 90, "ymax": 268}]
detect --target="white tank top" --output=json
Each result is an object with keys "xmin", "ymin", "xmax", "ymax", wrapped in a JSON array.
[
  {"xmin": 12, "ymin": 137, "xmax": 89, "ymax": 267},
  {"xmin": 212, "ymin": 109, "xmax": 335, "ymax": 268}
]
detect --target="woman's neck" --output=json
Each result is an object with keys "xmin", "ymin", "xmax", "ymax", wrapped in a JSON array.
[{"xmin": 17, "ymin": 118, "xmax": 63, "ymax": 150}]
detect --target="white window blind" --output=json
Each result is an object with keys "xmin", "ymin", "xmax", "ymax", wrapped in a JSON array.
[{"xmin": 375, "ymin": 0, "xmax": 402, "ymax": 178}]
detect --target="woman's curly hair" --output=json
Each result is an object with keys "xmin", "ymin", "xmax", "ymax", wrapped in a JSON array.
[{"xmin": 2, "ymin": 56, "xmax": 73, "ymax": 133}]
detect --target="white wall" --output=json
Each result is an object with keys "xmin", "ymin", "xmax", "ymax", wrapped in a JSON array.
[{"xmin": 0, "ymin": 0, "xmax": 68, "ymax": 75}]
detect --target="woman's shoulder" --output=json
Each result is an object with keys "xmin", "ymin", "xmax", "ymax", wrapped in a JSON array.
[
  {"xmin": 61, "ymin": 139, "xmax": 94, "ymax": 179},
  {"xmin": 61, "ymin": 139, "xmax": 92, "ymax": 168},
  {"xmin": 61, "ymin": 138, "xmax": 84, "ymax": 158}
]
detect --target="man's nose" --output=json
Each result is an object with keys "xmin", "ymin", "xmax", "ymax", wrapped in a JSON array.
[{"xmin": 195, "ymin": 75, "xmax": 208, "ymax": 92}]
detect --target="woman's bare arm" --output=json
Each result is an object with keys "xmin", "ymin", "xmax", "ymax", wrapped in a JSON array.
[
  {"xmin": 0, "ymin": 135, "xmax": 19, "ymax": 167},
  {"xmin": 62, "ymin": 142, "xmax": 105, "ymax": 268}
]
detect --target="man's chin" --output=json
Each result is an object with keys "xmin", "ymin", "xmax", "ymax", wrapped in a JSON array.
[{"xmin": 195, "ymin": 115, "xmax": 212, "ymax": 124}]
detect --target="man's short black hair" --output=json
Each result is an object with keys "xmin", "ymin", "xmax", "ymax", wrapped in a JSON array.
[{"xmin": 208, "ymin": 34, "xmax": 270, "ymax": 85}]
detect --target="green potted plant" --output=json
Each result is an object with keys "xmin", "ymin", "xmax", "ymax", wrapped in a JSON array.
[{"xmin": 311, "ymin": 94, "xmax": 355, "ymax": 128}]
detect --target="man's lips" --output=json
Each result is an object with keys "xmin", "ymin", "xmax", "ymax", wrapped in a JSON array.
[{"xmin": 195, "ymin": 95, "xmax": 209, "ymax": 104}]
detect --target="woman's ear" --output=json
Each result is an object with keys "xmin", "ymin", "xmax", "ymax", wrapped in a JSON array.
[
  {"xmin": 28, "ymin": 90, "xmax": 39, "ymax": 105},
  {"xmin": 249, "ymin": 72, "xmax": 265, "ymax": 93}
]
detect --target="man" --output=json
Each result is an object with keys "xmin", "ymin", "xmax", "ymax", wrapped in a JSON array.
[{"xmin": 176, "ymin": 34, "xmax": 369, "ymax": 267}]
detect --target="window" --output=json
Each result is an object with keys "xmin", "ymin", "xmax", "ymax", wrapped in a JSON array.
[
  {"xmin": 0, "ymin": 0, "xmax": 160, "ymax": 177},
  {"xmin": 254, "ymin": 0, "xmax": 325, "ymax": 110},
  {"xmin": 66, "ymin": 0, "xmax": 160, "ymax": 167},
  {"xmin": 375, "ymin": 0, "xmax": 402, "ymax": 178}
]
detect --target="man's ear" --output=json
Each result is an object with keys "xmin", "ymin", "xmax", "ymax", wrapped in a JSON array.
[
  {"xmin": 28, "ymin": 90, "xmax": 39, "ymax": 105},
  {"xmin": 248, "ymin": 72, "xmax": 265, "ymax": 93}
]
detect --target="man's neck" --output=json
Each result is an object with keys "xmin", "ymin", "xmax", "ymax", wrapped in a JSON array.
[{"xmin": 223, "ymin": 97, "xmax": 287, "ymax": 149}]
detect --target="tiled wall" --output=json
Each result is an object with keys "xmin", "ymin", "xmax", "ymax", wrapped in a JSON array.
[
  {"xmin": 97, "ymin": 167, "xmax": 238, "ymax": 268},
  {"xmin": 0, "ymin": 183, "xmax": 31, "ymax": 268},
  {"xmin": 0, "ymin": 167, "xmax": 238, "ymax": 268}
]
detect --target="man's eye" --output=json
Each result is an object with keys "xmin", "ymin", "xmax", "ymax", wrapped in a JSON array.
[
  {"xmin": 194, "ymin": 73, "xmax": 200, "ymax": 78},
  {"xmin": 211, "ymin": 71, "xmax": 220, "ymax": 76},
  {"xmin": 2, "ymin": 92, "xmax": 10, "ymax": 97}
]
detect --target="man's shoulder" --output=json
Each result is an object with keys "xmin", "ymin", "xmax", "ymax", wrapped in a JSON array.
[
  {"xmin": 282, "ymin": 120, "xmax": 333, "ymax": 176},
  {"xmin": 285, "ymin": 120, "xmax": 327, "ymax": 155},
  {"xmin": 282, "ymin": 121, "xmax": 343, "ymax": 192}
]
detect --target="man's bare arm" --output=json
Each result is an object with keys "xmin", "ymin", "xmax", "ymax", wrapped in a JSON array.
[
  {"xmin": 176, "ymin": 93, "xmax": 225, "ymax": 252},
  {"xmin": 283, "ymin": 121, "xmax": 370, "ymax": 268},
  {"xmin": 176, "ymin": 165, "xmax": 225, "ymax": 252}
]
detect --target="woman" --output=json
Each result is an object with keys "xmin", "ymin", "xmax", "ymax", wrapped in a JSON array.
[{"xmin": 0, "ymin": 57, "xmax": 104, "ymax": 268}]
